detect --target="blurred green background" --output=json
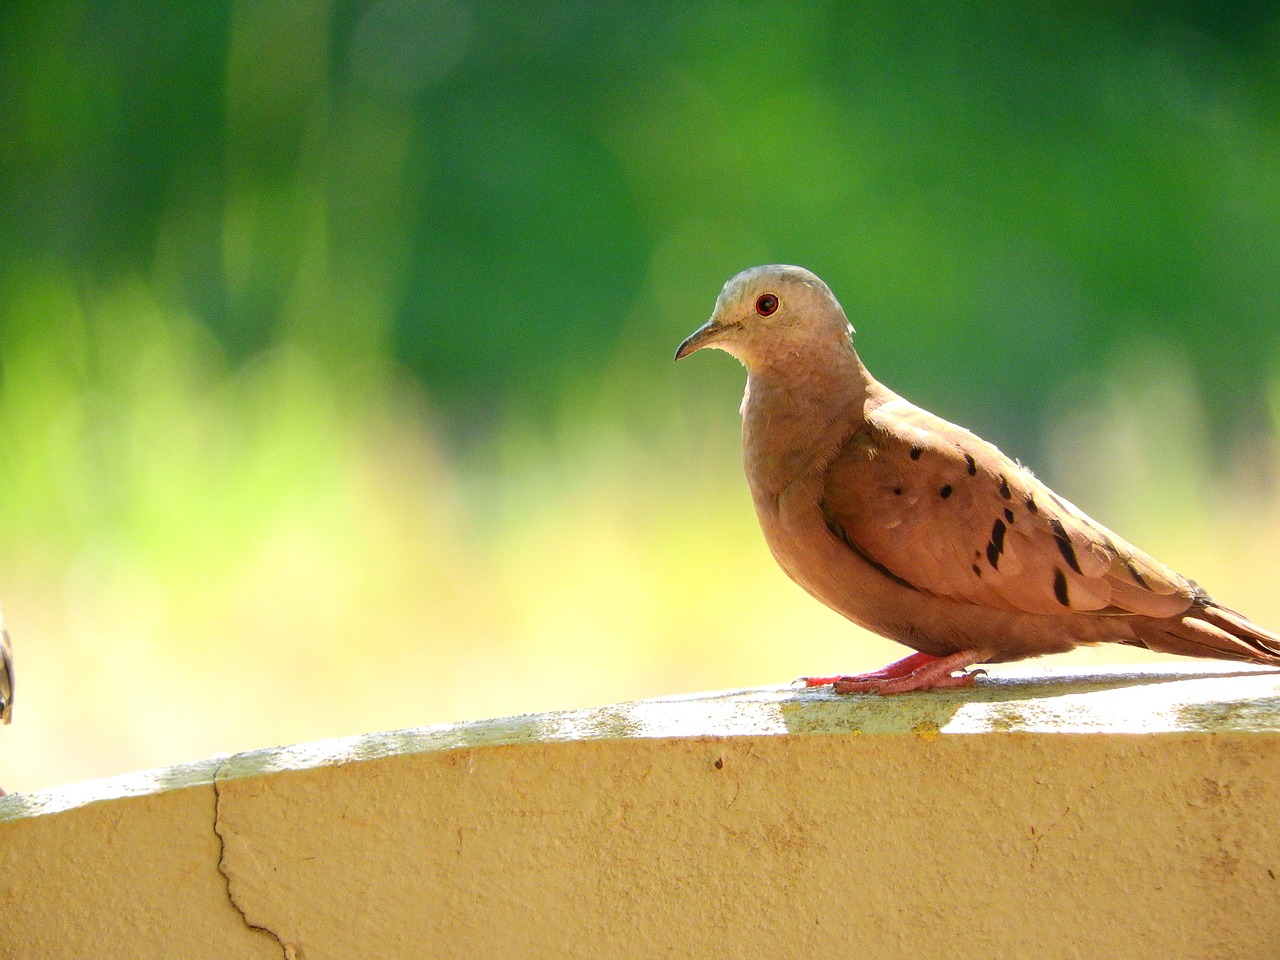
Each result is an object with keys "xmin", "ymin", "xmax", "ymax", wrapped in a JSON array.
[{"xmin": 3, "ymin": 0, "xmax": 1280, "ymax": 793}]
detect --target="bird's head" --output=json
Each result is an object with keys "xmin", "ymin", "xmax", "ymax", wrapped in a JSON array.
[{"xmin": 674, "ymin": 264, "xmax": 854, "ymax": 369}]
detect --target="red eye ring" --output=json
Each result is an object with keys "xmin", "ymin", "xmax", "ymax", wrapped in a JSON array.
[{"xmin": 755, "ymin": 293, "xmax": 779, "ymax": 316}]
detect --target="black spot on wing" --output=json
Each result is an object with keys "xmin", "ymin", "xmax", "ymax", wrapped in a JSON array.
[
  {"xmin": 986, "ymin": 518, "xmax": 1007, "ymax": 570},
  {"xmin": 1004, "ymin": 507, "xmax": 1015, "ymax": 524},
  {"xmin": 991, "ymin": 518, "xmax": 1007, "ymax": 553},
  {"xmin": 823, "ymin": 509, "xmax": 920, "ymax": 593},
  {"xmin": 998, "ymin": 475, "xmax": 1012, "ymax": 500},
  {"xmin": 910, "ymin": 447, "xmax": 922, "ymax": 460},
  {"xmin": 965, "ymin": 454, "xmax": 977, "ymax": 476},
  {"xmin": 1025, "ymin": 495, "xmax": 1038, "ymax": 515},
  {"xmin": 1048, "ymin": 517, "xmax": 1082, "ymax": 574},
  {"xmin": 940, "ymin": 485, "xmax": 953, "ymax": 499},
  {"xmin": 1053, "ymin": 568, "xmax": 1070, "ymax": 606},
  {"xmin": 1123, "ymin": 556, "xmax": 1149, "ymax": 588}
]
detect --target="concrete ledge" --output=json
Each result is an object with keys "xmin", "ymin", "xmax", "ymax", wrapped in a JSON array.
[{"xmin": 4, "ymin": 664, "xmax": 1280, "ymax": 958}]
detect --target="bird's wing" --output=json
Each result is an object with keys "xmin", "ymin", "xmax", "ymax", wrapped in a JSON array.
[
  {"xmin": 0, "ymin": 616, "xmax": 11, "ymax": 724},
  {"xmin": 819, "ymin": 397, "xmax": 1195, "ymax": 618}
]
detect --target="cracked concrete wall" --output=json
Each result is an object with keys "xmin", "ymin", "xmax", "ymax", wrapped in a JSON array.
[
  {"xmin": 2, "ymin": 779, "xmax": 279, "ymax": 958},
  {"xmin": 3, "ymin": 666, "xmax": 1280, "ymax": 959}
]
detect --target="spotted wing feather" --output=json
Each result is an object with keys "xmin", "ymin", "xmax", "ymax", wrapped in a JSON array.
[
  {"xmin": 819, "ymin": 398, "xmax": 1196, "ymax": 620},
  {"xmin": 0, "ymin": 619, "xmax": 11, "ymax": 725}
]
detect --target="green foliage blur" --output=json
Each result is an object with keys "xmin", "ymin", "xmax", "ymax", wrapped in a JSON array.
[{"xmin": 2, "ymin": 1, "xmax": 1280, "ymax": 792}]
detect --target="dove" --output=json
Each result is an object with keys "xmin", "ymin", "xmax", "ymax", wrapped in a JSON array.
[
  {"xmin": 675, "ymin": 264, "xmax": 1280, "ymax": 694},
  {"xmin": 0, "ymin": 610, "xmax": 10, "ymax": 795},
  {"xmin": 0, "ymin": 609, "xmax": 10, "ymax": 725}
]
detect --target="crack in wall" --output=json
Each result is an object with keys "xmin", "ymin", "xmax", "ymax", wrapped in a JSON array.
[{"xmin": 213, "ymin": 758, "xmax": 299, "ymax": 960}]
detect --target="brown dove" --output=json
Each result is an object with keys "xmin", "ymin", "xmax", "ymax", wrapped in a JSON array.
[
  {"xmin": 675, "ymin": 264, "xmax": 1280, "ymax": 693},
  {"xmin": 0, "ymin": 608, "xmax": 10, "ymax": 725},
  {"xmin": 0, "ymin": 611, "xmax": 10, "ymax": 796}
]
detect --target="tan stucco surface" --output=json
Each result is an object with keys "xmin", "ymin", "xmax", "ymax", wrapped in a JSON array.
[{"xmin": 3, "ymin": 664, "xmax": 1280, "ymax": 959}]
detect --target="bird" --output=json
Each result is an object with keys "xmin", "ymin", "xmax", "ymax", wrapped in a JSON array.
[
  {"xmin": 675, "ymin": 264, "xmax": 1280, "ymax": 694},
  {"xmin": 0, "ymin": 610, "xmax": 10, "ymax": 796},
  {"xmin": 0, "ymin": 608, "xmax": 10, "ymax": 725}
]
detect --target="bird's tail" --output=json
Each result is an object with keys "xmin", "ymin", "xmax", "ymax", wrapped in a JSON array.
[{"xmin": 1134, "ymin": 599, "xmax": 1280, "ymax": 666}]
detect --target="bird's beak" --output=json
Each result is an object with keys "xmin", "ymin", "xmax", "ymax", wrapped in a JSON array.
[{"xmin": 674, "ymin": 318, "xmax": 725, "ymax": 361}]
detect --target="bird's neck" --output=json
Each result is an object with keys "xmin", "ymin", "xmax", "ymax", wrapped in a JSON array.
[{"xmin": 740, "ymin": 344, "xmax": 874, "ymax": 497}]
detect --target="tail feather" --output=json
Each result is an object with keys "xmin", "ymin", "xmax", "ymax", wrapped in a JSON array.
[{"xmin": 1136, "ymin": 600, "xmax": 1280, "ymax": 666}]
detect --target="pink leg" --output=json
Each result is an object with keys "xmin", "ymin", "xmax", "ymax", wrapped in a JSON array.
[
  {"xmin": 801, "ymin": 652, "xmax": 938, "ymax": 688},
  {"xmin": 808, "ymin": 649, "xmax": 994, "ymax": 695}
]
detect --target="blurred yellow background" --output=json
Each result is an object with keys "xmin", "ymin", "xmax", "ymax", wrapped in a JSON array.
[{"xmin": 3, "ymin": 1, "xmax": 1280, "ymax": 793}]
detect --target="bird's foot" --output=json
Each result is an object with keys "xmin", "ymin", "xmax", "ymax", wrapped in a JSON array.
[
  {"xmin": 802, "ymin": 649, "xmax": 992, "ymax": 695},
  {"xmin": 799, "ymin": 651, "xmax": 938, "ymax": 688},
  {"xmin": 836, "ymin": 667, "xmax": 986, "ymax": 695}
]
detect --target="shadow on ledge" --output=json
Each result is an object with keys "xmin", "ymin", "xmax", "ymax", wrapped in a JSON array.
[{"xmin": 775, "ymin": 663, "xmax": 1280, "ymax": 736}]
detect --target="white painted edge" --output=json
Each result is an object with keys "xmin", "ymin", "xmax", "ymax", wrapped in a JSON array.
[{"xmin": 4, "ymin": 663, "xmax": 1278, "ymax": 821}]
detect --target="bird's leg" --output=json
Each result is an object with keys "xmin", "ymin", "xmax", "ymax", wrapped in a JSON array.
[
  {"xmin": 807, "ymin": 649, "xmax": 994, "ymax": 695},
  {"xmin": 800, "ymin": 651, "xmax": 938, "ymax": 688},
  {"xmin": 854, "ymin": 648, "xmax": 992, "ymax": 694}
]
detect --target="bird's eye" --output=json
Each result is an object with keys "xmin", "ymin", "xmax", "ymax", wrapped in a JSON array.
[{"xmin": 755, "ymin": 293, "xmax": 779, "ymax": 316}]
